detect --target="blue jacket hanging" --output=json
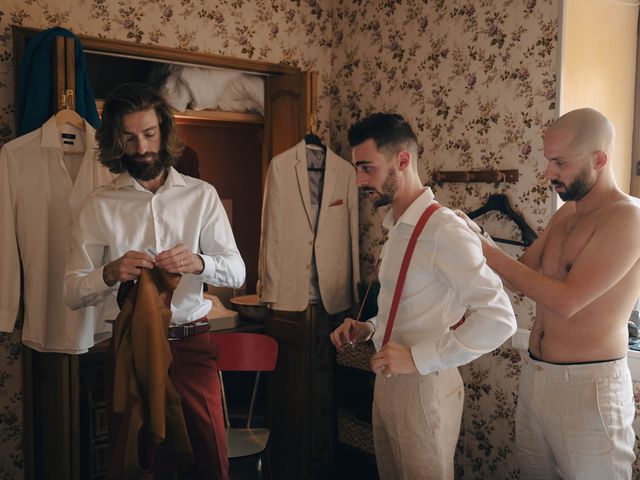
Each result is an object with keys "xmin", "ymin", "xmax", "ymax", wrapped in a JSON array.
[{"xmin": 17, "ymin": 26, "xmax": 100, "ymax": 136}]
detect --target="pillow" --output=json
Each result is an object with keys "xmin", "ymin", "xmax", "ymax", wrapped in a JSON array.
[{"xmin": 217, "ymin": 74, "xmax": 265, "ymax": 114}]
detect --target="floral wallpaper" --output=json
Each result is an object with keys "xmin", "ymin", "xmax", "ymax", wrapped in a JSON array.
[
  {"xmin": 0, "ymin": 330, "xmax": 22, "ymax": 479},
  {"xmin": 329, "ymin": 0, "xmax": 638, "ymax": 478},
  {"xmin": 0, "ymin": 0, "xmax": 638, "ymax": 478},
  {"xmin": 0, "ymin": 1, "xmax": 335, "ymax": 479}
]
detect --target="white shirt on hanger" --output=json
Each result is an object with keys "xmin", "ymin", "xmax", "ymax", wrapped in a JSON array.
[{"xmin": 0, "ymin": 115, "xmax": 115, "ymax": 353}]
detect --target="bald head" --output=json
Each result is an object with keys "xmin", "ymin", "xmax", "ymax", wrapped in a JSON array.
[{"xmin": 546, "ymin": 108, "xmax": 615, "ymax": 157}]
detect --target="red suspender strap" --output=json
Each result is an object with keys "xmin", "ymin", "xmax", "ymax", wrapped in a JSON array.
[{"xmin": 382, "ymin": 203, "xmax": 441, "ymax": 346}]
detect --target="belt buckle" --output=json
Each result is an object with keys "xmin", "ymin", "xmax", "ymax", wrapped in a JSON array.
[
  {"xmin": 168, "ymin": 320, "xmax": 208, "ymax": 341},
  {"xmin": 169, "ymin": 324, "xmax": 190, "ymax": 341},
  {"xmin": 195, "ymin": 320, "xmax": 210, "ymax": 331}
]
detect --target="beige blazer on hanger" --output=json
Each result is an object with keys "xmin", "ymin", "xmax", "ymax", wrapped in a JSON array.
[{"xmin": 258, "ymin": 140, "xmax": 360, "ymax": 314}]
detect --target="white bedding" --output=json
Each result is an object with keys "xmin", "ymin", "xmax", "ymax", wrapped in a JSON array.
[{"xmin": 159, "ymin": 65, "xmax": 264, "ymax": 115}]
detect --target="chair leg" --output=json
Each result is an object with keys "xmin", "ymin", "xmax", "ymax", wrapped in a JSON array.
[
  {"xmin": 258, "ymin": 450, "xmax": 273, "ymax": 480},
  {"xmin": 256, "ymin": 455, "xmax": 263, "ymax": 480}
]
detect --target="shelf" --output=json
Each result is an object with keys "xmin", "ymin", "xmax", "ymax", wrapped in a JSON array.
[
  {"xmin": 95, "ymin": 100, "xmax": 264, "ymax": 125},
  {"xmin": 172, "ymin": 108, "xmax": 263, "ymax": 125}
]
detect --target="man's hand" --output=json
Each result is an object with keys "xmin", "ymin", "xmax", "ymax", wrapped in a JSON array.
[
  {"xmin": 103, "ymin": 250, "xmax": 155, "ymax": 286},
  {"xmin": 453, "ymin": 209, "xmax": 484, "ymax": 238},
  {"xmin": 155, "ymin": 244, "xmax": 204, "ymax": 275},
  {"xmin": 330, "ymin": 318, "xmax": 374, "ymax": 353},
  {"xmin": 370, "ymin": 341, "xmax": 418, "ymax": 377},
  {"xmin": 453, "ymin": 209, "xmax": 498, "ymax": 258}
]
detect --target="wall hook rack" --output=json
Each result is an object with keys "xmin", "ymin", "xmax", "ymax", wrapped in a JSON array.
[{"xmin": 431, "ymin": 169, "xmax": 519, "ymax": 186}]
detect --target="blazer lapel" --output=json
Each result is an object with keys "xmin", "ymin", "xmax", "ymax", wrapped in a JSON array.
[
  {"xmin": 316, "ymin": 149, "xmax": 338, "ymax": 231},
  {"xmin": 294, "ymin": 140, "xmax": 314, "ymax": 230}
]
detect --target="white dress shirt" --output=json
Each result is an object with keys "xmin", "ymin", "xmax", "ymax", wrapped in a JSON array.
[
  {"xmin": 371, "ymin": 188, "xmax": 517, "ymax": 375},
  {"xmin": 0, "ymin": 116, "xmax": 115, "ymax": 353},
  {"xmin": 64, "ymin": 167, "xmax": 245, "ymax": 325}
]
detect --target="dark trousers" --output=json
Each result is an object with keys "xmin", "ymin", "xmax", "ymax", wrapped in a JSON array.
[{"xmin": 105, "ymin": 332, "xmax": 228, "ymax": 479}]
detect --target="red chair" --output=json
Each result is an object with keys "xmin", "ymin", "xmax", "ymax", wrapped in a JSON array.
[{"xmin": 213, "ymin": 333, "xmax": 278, "ymax": 479}]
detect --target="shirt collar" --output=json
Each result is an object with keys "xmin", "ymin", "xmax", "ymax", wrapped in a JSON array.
[
  {"xmin": 114, "ymin": 166, "xmax": 185, "ymax": 191},
  {"xmin": 382, "ymin": 187, "xmax": 436, "ymax": 231},
  {"xmin": 40, "ymin": 114, "xmax": 94, "ymax": 149}
]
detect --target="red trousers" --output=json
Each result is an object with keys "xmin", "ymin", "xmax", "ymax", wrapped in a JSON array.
[{"xmin": 106, "ymin": 332, "xmax": 228, "ymax": 479}]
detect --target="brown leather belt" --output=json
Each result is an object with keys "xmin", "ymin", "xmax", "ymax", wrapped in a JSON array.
[{"xmin": 168, "ymin": 319, "xmax": 210, "ymax": 341}]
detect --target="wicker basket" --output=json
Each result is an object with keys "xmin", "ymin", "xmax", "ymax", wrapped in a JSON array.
[
  {"xmin": 336, "ymin": 340, "xmax": 375, "ymax": 371},
  {"xmin": 337, "ymin": 407, "xmax": 375, "ymax": 456}
]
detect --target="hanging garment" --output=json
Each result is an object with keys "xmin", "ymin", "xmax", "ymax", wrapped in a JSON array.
[
  {"xmin": 109, "ymin": 268, "xmax": 192, "ymax": 480},
  {"xmin": 0, "ymin": 115, "xmax": 115, "ymax": 353},
  {"xmin": 17, "ymin": 26, "xmax": 100, "ymax": 136},
  {"xmin": 258, "ymin": 140, "xmax": 360, "ymax": 314}
]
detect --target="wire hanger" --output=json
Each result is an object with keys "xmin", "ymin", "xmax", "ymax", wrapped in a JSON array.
[{"xmin": 467, "ymin": 194, "xmax": 538, "ymax": 247}]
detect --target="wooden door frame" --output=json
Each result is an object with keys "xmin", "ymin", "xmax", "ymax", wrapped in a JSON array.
[
  {"xmin": 12, "ymin": 26, "xmax": 300, "ymax": 76},
  {"xmin": 631, "ymin": 16, "xmax": 640, "ymax": 198}
]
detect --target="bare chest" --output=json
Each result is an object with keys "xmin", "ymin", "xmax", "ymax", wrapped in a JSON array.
[{"xmin": 540, "ymin": 215, "xmax": 595, "ymax": 279}]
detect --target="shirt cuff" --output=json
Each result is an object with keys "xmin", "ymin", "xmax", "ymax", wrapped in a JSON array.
[
  {"xmin": 364, "ymin": 319, "xmax": 376, "ymax": 341},
  {"xmin": 198, "ymin": 254, "xmax": 217, "ymax": 281},
  {"xmin": 83, "ymin": 266, "xmax": 116, "ymax": 305},
  {"xmin": 410, "ymin": 340, "xmax": 445, "ymax": 376},
  {"xmin": 97, "ymin": 265, "xmax": 114, "ymax": 290}
]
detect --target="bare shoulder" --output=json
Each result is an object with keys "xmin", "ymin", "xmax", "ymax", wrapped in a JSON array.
[
  {"xmin": 546, "ymin": 200, "xmax": 574, "ymax": 228},
  {"xmin": 593, "ymin": 194, "xmax": 640, "ymax": 238},
  {"xmin": 600, "ymin": 194, "xmax": 640, "ymax": 223}
]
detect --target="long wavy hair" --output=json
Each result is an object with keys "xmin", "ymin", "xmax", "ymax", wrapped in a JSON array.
[{"xmin": 96, "ymin": 83, "xmax": 183, "ymax": 173}]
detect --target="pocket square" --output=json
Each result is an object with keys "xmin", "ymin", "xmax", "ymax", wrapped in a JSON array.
[{"xmin": 329, "ymin": 199, "xmax": 344, "ymax": 207}]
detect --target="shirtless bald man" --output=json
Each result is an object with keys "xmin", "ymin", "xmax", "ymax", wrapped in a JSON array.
[{"xmin": 459, "ymin": 108, "xmax": 640, "ymax": 479}]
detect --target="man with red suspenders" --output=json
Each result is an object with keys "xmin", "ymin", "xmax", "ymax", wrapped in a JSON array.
[{"xmin": 330, "ymin": 113, "xmax": 517, "ymax": 479}]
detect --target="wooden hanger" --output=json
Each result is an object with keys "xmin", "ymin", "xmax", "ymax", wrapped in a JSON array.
[
  {"xmin": 467, "ymin": 194, "xmax": 538, "ymax": 247},
  {"xmin": 55, "ymin": 108, "xmax": 84, "ymax": 130}
]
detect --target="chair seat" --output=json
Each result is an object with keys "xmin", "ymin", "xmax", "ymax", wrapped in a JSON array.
[{"xmin": 226, "ymin": 427, "xmax": 270, "ymax": 458}]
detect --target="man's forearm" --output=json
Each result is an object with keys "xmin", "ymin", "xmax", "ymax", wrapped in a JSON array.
[
  {"xmin": 485, "ymin": 244, "xmax": 570, "ymax": 316},
  {"xmin": 479, "ymin": 234, "xmax": 519, "ymax": 291}
]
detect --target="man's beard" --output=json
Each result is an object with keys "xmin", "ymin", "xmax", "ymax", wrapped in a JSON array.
[
  {"xmin": 551, "ymin": 165, "xmax": 593, "ymax": 202},
  {"xmin": 121, "ymin": 151, "xmax": 168, "ymax": 181},
  {"xmin": 363, "ymin": 167, "xmax": 397, "ymax": 208}
]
